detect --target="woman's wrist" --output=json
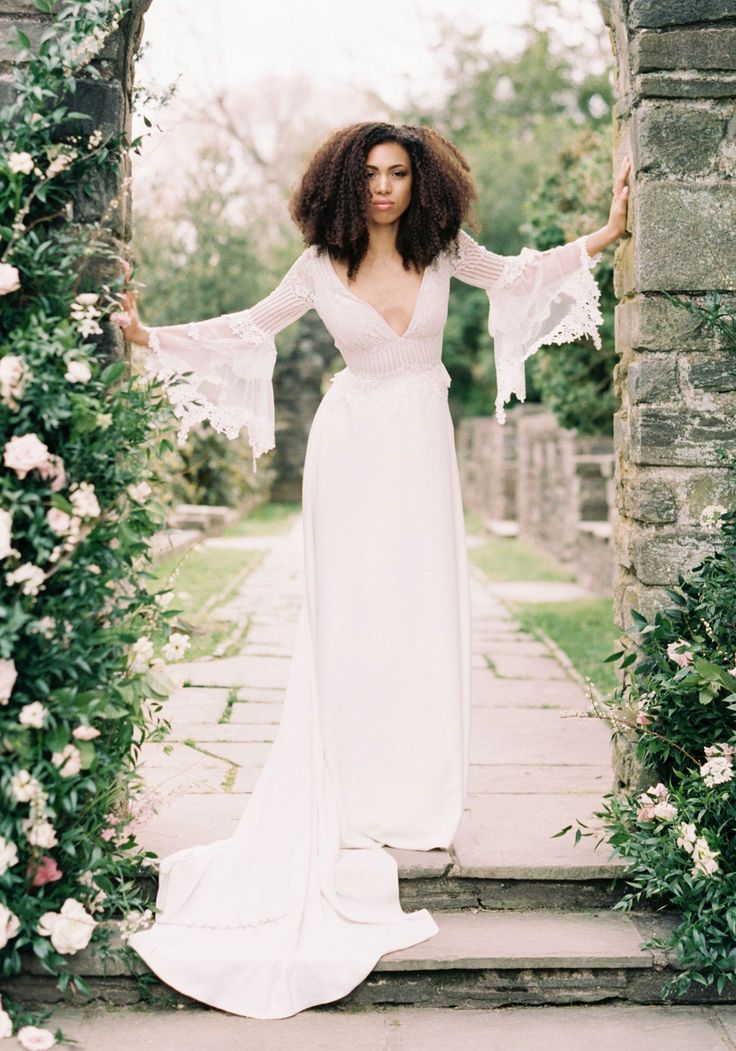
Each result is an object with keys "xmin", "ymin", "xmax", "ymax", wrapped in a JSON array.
[{"xmin": 585, "ymin": 225, "xmax": 620, "ymax": 257}]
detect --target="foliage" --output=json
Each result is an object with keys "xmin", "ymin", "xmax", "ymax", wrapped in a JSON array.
[
  {"xmin": 134, "ymin": 145, "xmax": 273, "ymax": 507},
  {"xmin": 400, "ymin": 17, "xmax": 615, "ymax": 420},
  {"xmin": 522, "ymin": 128, "xmax": 618, "ymax": 435},
  {"xmin": 0, "ymin": 0, "xmax": 190, "ymax": 1034}
]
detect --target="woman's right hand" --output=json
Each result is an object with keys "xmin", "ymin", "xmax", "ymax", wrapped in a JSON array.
[{"xmin": 111, "ymin": 262, "xmax": 150, "ymax": 346}]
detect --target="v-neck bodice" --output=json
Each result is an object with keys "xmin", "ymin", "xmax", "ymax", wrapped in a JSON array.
[{"xmin": 311, "ymin": 247, "xmax": 449, "ymax": 376}]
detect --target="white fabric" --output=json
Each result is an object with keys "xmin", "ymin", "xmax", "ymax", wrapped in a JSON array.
[{"xmin": 129, "ymin": 232, "xmax": 604, "ymax": 1018}]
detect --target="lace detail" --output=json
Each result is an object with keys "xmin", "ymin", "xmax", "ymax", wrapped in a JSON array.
[
  {"xmin": 327, "ymin": 362, "xmax": 451, "ymax": 411},
  {"xmin": 145, "ymin": 330, "xmax": 275, "ymax": 465},
  {"xmin": 228, "ymin": 311, "xmax": 271, "ymax": 343},
  {"xmin": 495, "ymin": 247, "xmax": 543, "ymax": 292},
  {"xmin": 283, "ymin": 275, "xmax": 314, "ymax": 305}
]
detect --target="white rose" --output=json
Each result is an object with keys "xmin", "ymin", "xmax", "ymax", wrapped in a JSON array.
[
  {"xmin": 74, "ymin": 293, "xmax": 99, "ymax": 306},
  {"xmin": 6, "ymin": 562, "xmax": 45, "ymax": 596},
  {"xmin": 155, "ymin": 590, "xmax": 174, "ymax": 609},
  {"xmin": 69, "ymin": 481, "xmax": 100, "ymax": 519},
  {"xmin": 162, "ymin": 631, "xmax": 190, "ymax": 662},
  {"xmin": 0, "ymin": 353, "xmax": 29, "ymax": 408},
  {"xmin": 8, "ymin": 151, "xmax": 34, "ymax": 174},
  {"xmin": 24, "ymin": 819, "xmax": 58, "ymax": 849},
  {"xmin": 0, "ymin": 658, "xmax": 17, "ymax": 704},
  {"xmin": 46, "ymin": 507, "xmax": 73, "ymax": 535},
  {"xmin": 652, "ymin": 801, "xmax": 678, "ymax": 821},
  {"xmin": 30, "ymin": 615, "xmax": 55, "ymax": 639},
  {"xmin": 0, "ymin": 1008, "xmax": 12, "ymax": 1039},
  {"xmin": 51, "ymin": 743, "xmax": 81, "ymax": 777},
  {"xmin": 0, "ymin": 902, "xmax": 21, "ymax": 950},
  {"xmin": 3, "ymin": 432, "xmax": 50, "ymax": 478},
  {"xmin": 10, "ymin": 769, "xmax": 41, "ymax": 802},
  {"xmin": 72, "ymin": 724, "xmax": 100, "ymax": 740},
  {"xmin": 19, "ymin": 701, "xmax": 47, "ymax": 728},
  {"xmin": 0, "ymin": 263, "xmax": 21, "ymax": 295},
  {"xmin": 0, "ymin": 508, "xmax": 13, "ymax": 558},
  {"xmin": 127, "ymin": 481, "xmax": 152, "ymax": 503},
  {"xmin": 44, "ymin": 898, "xmax": 97, "ymax": 955},
  {"xmin": 131, "ymin": 635, "xmax": 154, "ymax": 671},
  {"xmin": 17, "ymin": 1025, "xmax": 56, "ymax": 1050},
  {"xmin": 64, "ymin": 359, "xmax": 92, "ymax": 383},
  {"xmin": 0, "ymin": 835, "xmax": 19, "ymax": 877}
]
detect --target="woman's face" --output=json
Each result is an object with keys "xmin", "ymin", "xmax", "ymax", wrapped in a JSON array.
[{"xmin": 364, "ymin": 141, "xmax": 412, "ymax": 225}]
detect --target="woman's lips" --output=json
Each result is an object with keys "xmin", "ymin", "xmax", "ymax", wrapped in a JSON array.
[{"xmin": 371, "ymin": 201, "xmax": 394, "ymax": 209}]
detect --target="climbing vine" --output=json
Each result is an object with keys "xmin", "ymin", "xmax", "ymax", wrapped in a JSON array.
[{"xmin": 0, "ymin": 1, "xmax": 186, "ymax": 1040}]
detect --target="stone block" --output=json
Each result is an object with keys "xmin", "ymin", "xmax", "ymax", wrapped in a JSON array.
[
  {"xmin": 0, "ymin": 1, "xmax": 50, "ymax": 12},
  {"xmin": 626, "ymin": 353, "xmax": 680, "ymax": 403},
  {"xmin": 630, "ymin": 404, "xmax": 736, "ymax": 465},
  {"xmin": 632, "ymin": 102, "xmax": 727, "ymax": 175},
  {"xmin": 621, "ymin": 474, "xmax": 677, "ymax": 523},
  {"xmin": 637, "ymin": 72, "xmax": 736, "ymax": 98},
  {"xmin": 633, "ymin": 28, "xmax": 736, "ymax": 72},
  {"xmin": 681, "ymin": 351, "xmax": 736, "ymax": 392},
  {"xmin": 55, "ymin": 77, "xmax": 126, "ymax": 140},
  {"xmin": 629, "ymin": 0, "xmax": 736, "ymax": 27},
  {"xmin": 634, "ymin": 182, "xmax": 736, "ymax": 292},
  {"xmin": 0, "ymin": 15, "xmax": 46, "ymax": 64},
  {"xmin": 613, "ymin": 575, "xmax": 676, "ymax": 629},
  {"xmin": 682, "ymin": 468, "xmax": 736, "ymax": 522},
  {"xmin": 616, "ymin": 295, "xmax": 729, "ymax": 353},
  {"xmin": 631, "ymin": 528, "xmax": 715, "ymax": 584}
]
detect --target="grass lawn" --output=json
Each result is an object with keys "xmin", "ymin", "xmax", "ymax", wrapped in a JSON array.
[
  {"xmin": 509, "ymin": 597, "xmax": 620, "ymax": 696},
  {"xmin": 220, "ymin": 501, "xmax": 301, "ymax": 537},
  {"xmin": 465, "ymin": 511, "xmax": 620, "ymax": 694}
]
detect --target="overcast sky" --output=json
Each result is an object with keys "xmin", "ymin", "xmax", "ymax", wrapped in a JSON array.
[{"xmin": 136, "ymin": 0, "xmax": 607, "ymax": 112}]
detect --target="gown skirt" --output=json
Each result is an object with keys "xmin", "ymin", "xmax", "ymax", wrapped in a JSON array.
[{"xmin": 128, "ymin": 361, "xmax": 473, "ymax": 1018}]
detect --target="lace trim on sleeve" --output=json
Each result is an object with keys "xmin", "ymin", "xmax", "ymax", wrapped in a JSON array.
[{"xmin": 489, "ymin": 235, "xmax": 605, "ymax": 425}]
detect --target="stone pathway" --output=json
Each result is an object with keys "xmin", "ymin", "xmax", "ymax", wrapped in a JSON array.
[
  {"xmin": 17, "ymin": 1003, "xmax": 736, "ymax": 1050},
  {"xmin": 136, "ymin": 514, "xmax": 617, "ymax": 881}
]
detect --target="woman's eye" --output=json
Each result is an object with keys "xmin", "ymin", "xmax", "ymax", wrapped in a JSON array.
[{"xmin": 393, "ymin": 171, "xmax": 407, "ymax": 178}]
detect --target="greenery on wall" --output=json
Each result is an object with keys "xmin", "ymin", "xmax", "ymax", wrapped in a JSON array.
[{"xmin": 0, "ymin": 1, "xmax": 188, "ymax": 1039}]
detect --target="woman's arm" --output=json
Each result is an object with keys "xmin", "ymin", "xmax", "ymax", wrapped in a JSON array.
[{"xmin": 585, "ymin": 157, "xmax": 631, "ymax": 257}]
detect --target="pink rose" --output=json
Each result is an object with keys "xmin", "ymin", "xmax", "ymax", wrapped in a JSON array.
[
  {"xmin": 666, "ymin": 639, "xmax": 693, "ymax": 668},
  {"xmin": 28, "ymin": 854, "xmax": 63, "ymax": 886},
  {"xmin": 3, "ymin": 432, "xmax": 50, "ymax": 479},
  {"xmin": 636, "ymin": 803, "xmax": 655, "ymax": 822},
  {"xmin": 636, "ymin": 710, "xmax": 653, "ymax": 726},
  {"xmin": 100, "ymin": 827, "xmax": 116, "ymax": 841},
  {"xmin": 0, "ymin": 263, "xmax": 20, "ymax": 295},
  {"xmin": 37, "ymin": 453, "xmax": 67, "ymax": 492}
]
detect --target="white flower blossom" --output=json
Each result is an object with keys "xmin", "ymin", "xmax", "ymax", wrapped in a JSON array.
[
  {"xmin": 3, "ymin": 432, "xmax": 50, "ymax": 479},
  {"xmin": 19, "ymin": 701, "xmax": 47, "ymax": 728},
  {"xmin": 0, "ymin": 658, "xmax": 17, "ymax": 704},
  {"xmin": 96, "ymin": 411, "xmax": 112, "ymax": 429},
  {"xmin": 29, "ymin": 615, "xmax": 56, "ymax": 639},
  {"xmin": 8, "ymin": 151, "xmax": 34, "ymax": 174},
  {"xmin": 51, "ymin": 743, "xmax": 82, "ymax": 778},
  {"xmin": 0, "ymin": 509, "xmax": 13, "ymax": 559},
  {"xmin": 10, "ymin": 769, "xmax": 42, "ymax": 802},
  {"xmin": 5, "ymin": 562, "xmax": 45, "ymax": 596},
  {"xmin": 72, "ymin": 724, "xmax": 100, "ymax": 740},
  {"xmin": 155, "ymin": 590, "xmax": 174, "ymax": 609},
  {"xmin": 163, "ymin": 631, "xmax": 190, "ymax": 662},
  {"xmin": 691, "ymin": 837, "xmax": 720, "ymax": 877},
  {"xmin": 127, "ymin": 480, "xmax": 152, "ymax": 503},
  {"xmin": 0, "ymin": 835, "xmax": 19, "ymax": 876},
  {"xmin": 36, "ymin": 897, "xmax": 96, "ymax": 955},
  {"xmin": 23, "ymin": 819, "xmax": 58, "ymax": 849},
  {"xmin": 64, "ymin": 359, "xmax": 92, "ymax": 383},
  {"xmin": 0, "ymin": 263, "xmax": 21, "ymax": 295},
  {"xmin": 0, "ymin": 902, "xmax": 21, "ymax": 951},
  {"xmin": 131, "ymin": 635, "xmax": 154, "ymax": 671},
  {"xmin": 117, "ymin": 908, "xmax": 154, "ymax": 942},
  {"xmin": 0, "ymin": 353, "xmax": 30, "ymax": 408},
  {"xmin": 676, "ymin": 822, "xmax": 698, "ymax": 854},
  {"xmin": 69, "ymin": 481, "xmax": 100, "ymax": 519},
  {"xmin": 88, "ymin": 128, "xmax": 103, "ymax": 149},
  {"xmin": 17, "ymin": 1025, "xmax": 56, "ymax": 1050},
  {"xmin": 652, "ymin": 801, "xmax": 678, "ymax": 821},
  {"xmin": 700, "ymin": 755, "xmax": 733, "ymax": 788},
  {"xmin": 0, "ymin": 1007, "xmax": 11, "ymax": 1039},
  {"xmin": 666, "ymin": 639, "xmax": 694, "ymax": 668},
  {"xmin": 46, "ymin": 506, "xmax": 74, "ymax": 536}
]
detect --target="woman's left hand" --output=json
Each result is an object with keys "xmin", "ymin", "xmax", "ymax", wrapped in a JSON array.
[{"xmin": 606, "ymin": 157, "xmax": 631, "ymax": 241}]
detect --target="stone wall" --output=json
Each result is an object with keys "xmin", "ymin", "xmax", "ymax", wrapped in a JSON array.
[
  {"xmin": 456, "ymin": 409, "xmax": 616, "ymax": 594},
  {"xmin": 599, "ymin": 0, "xmax": 736, "ymax": 633}
]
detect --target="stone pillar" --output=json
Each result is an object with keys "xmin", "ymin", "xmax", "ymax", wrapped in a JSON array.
[
  {"xmin": 0, "ymin": 0, "xmax": 152, "ymax": 361},
  {"xmin": 599, "ymin": 0, "xmax": 736, "ymax": 786}
]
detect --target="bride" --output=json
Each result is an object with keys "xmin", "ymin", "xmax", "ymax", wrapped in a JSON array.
[{"xmin": 114, "ymin": 122, "xmax": 630, "ymax": 1018}]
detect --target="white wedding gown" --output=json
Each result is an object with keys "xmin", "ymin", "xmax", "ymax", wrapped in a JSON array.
[{"xmin": 128, "ymin": 230, "xmax": 603, "ymax": 1017}]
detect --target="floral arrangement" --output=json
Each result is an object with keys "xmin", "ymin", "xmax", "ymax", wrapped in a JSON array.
[
  {"xmin": 1, "ymin": 1, "xmax": 189, "ymax": 1041},
  {"xmin": 563, "ymin": 295, "xmax": 736, "ymax": 999}
]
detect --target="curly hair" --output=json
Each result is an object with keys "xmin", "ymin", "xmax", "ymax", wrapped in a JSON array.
[{"xmin": 289, "ymin": 122, "xmax": 477, "ymax": 279}]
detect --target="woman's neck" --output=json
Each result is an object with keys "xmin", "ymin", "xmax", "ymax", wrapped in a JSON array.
[{"xmin": 365, "ymin": 220, "xmax": 400, "ymax": 261}]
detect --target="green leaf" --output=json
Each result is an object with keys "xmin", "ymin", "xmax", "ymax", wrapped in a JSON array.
[
  {"xmin": 551, "ymin": 824, "xmax": 572, "ymax": 839},
  {"xmin": 15, "ymin": 28, "xmax": 31, "ymax": 48},
  {"xmin": 101, "ymin": 361, "xmax": 127, "ymax": 384}
]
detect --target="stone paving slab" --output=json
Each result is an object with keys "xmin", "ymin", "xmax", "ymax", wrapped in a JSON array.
[
  {"xmin": 471, "ymin": 669, "xmax": 589, "ymax": 708},
  {"xmin": 378, "ymin": 910, "xmax": 651, "ymax": 970},
  {"xmin": 469, "ymin": 708, "xmax": 612, "ymax": 766},
  {"xmin": 485, "ymin": 581, "xmax": 590, "ymax": 602},
  {"xmin": 160, "ymin": 686, "xmax": 231, "ymax": 724},
  {"xmin": 23, "ymin": 1004, "xmax": 736, "ymax": 1051},
  {"xmin": 176, "ymin": 654, "xmax": 291, "ymax": 689},
  {"xmin": 137, "ymin": 794, "xmax": 248, "ymax": 857},
  {"xmin": 137, "ymin": 742, "xmax": 230, "ymax": 796},
  {"xmin": 467, "ymin": 762, "xmax": 612, "ymax": 794},
  {"xmin": 489, "ymin": 652, "xmax": 571, "ymax": 680},
  {"xmin": 165, "ymin": 722, "xmax": 278, "ymax": 744},
  {"xmin": 453, "ymin": 794, "xmax": 621, "ymax": 877}
]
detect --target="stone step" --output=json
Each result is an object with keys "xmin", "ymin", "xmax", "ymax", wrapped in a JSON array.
[{"xmin": 7, "ymin": 909, "xmax": 733, "ymax": 1011}]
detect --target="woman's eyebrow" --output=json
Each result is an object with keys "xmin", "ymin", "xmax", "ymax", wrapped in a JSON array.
[{"xmin": 365, "ymin": 163, "xmax": 408, "ymax": 170}]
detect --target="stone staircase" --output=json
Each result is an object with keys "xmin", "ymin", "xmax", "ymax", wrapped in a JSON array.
[{"xmin": 6, "ymin": 521, "xmax": 733, "ymax": 1012}]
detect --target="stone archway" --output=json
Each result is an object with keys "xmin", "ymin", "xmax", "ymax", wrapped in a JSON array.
[{"xmin": 3, "ymin": 0, "xmax": 733, "ymax": 790}]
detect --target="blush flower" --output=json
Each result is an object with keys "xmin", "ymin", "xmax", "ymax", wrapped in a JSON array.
[
  {"xmin": 19, "ymin": 701, "xmax": 47, "ymax": 728},
  {"xmin": 666, "ymin": 639, "xmax": 693, "ymax": 668},
  {"xmin": 0, "ymin": 509, "xmax": 13, "ymax": 559},
  {"xmin": 28, "ymin": 854, "xmax": 63, "ymax": 887},
  {"xmin": 0, "ymin": 903, "xmax": 21, "ymax": 950},
  {"xmin": 0, "ymin": 658, "xmax": 17, "ymax": 704},
  {"xmin": 0, "ymin": 836, "xmax": 19, "ymax": 877},
  {"xmin": 72, "ymin": 724, "xmax": 100, "ymax": 740},
  {"xmin": 3, "ymin": 432, "xmax": 51, "ymax": 478},
  {"xmin": 0, "ymin": 353, "xmax": 30, "ymax": 408},
  {"xmin": 51, "ymin": 743, "xmax": 82, "ymax": 778},
  {"xmin": 64, "ymin": 359, "xmax": 92, "ymax": 383},
  {"xmin": 17, "ymin": 1026, "xmax": 56, "ymax": 1050},
  {"xmin": 0, "ymin": 263, "xmax": 21, "ymax": 295},
  {"xmin": 36, "ymin": 898, "xmax": 96, "ymax": 955}
]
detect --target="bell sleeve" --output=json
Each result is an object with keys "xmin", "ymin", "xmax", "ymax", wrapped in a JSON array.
[
  {"xmin": 139, "ymin": 248, "xmax": 315, "ymax": 467},
  {"xmin": 450, "ymin": 229, "xmax": 604, "ymax": 423}
]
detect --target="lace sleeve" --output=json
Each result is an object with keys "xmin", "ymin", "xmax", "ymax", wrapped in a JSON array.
[
  {"xmin": 450, "ymin": 230, "xmax": 604, "ymax": 423},
  {"xmin": 142, "ymin": 248, "xmax": 315, "ymax": 467}
]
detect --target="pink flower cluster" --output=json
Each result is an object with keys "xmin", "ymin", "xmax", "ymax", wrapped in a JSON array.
[{"xmin": 636, "ymin": 782, "xmax": 678, "ymax": 823}]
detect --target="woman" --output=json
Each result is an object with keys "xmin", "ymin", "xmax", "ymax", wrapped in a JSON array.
[{"xmin": 115, "ymin": 122, "xmax": 630, "ymax": 1018}]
